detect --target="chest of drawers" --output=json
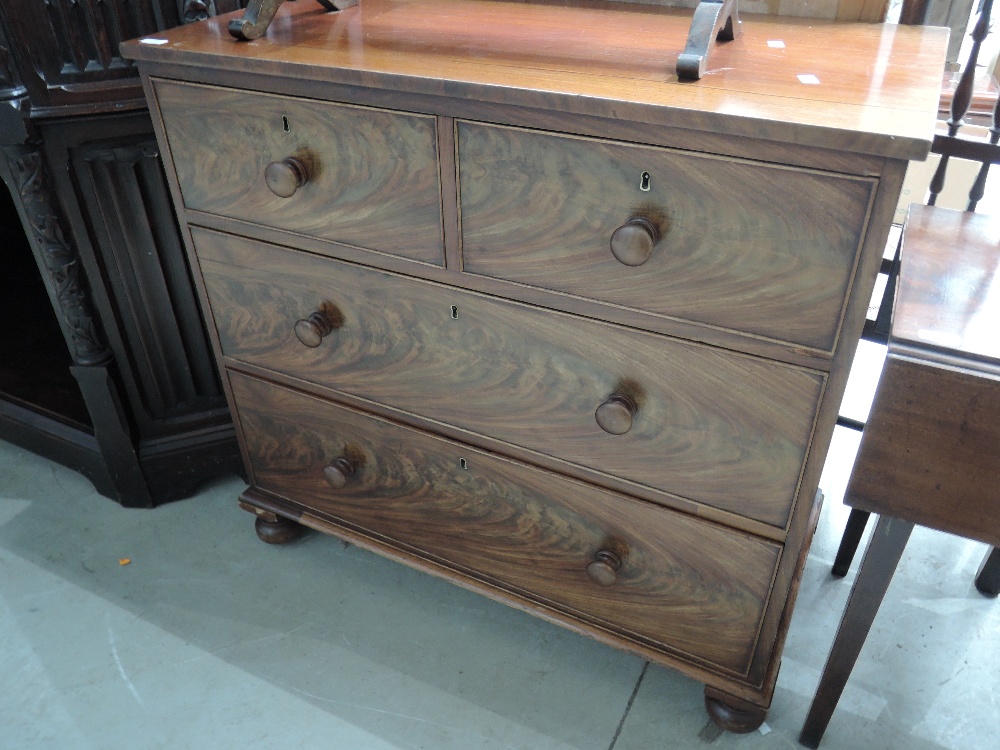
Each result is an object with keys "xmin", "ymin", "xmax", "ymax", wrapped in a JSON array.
[{"xmin": 123, "ymin": 1, "xmax": 946, "ymax": 732}]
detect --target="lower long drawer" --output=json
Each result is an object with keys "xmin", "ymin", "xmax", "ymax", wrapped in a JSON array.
[{"xmin": 230, "ymin": 371, "xmax": 781, "ymax": 677}]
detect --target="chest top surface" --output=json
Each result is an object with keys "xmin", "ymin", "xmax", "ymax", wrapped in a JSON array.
[{"xmin": 122, "ymin": 0, "xmax": 947, "ymax": 160}]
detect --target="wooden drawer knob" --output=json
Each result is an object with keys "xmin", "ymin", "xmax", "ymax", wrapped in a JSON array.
[
  {"xmin": 595, "ymin": 393, "xmax": 638, "ymax": 435},
  {"xmin": 587, "ymin": 549, "xmax": 623, "ymax": 587},
  {"xmin": 264, "ymin": 156, "xmax": 309, "ymax": 198},
  {"xmin": 323, "ymin": 457, "xmax": 357, "ymax": 489},
  {"xmin": 610, "ymin": 217, "xmax": 660, "ymax": 267},
  {"xmin": 294, "ymin": 308, "xmax": 340, "ymax": 348}
]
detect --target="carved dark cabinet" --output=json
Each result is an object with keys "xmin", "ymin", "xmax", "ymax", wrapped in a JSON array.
[{"xmin": 0, "ymin": 0, "xmax": 246, "ymax": 506}]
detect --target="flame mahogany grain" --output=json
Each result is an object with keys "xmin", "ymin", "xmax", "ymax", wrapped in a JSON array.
[
  {"xmin": 123, "ymin": 1, "xmax": 947, "ymax": 732},
  {"xmin": 231, "ymin": 371, "xmax": 781, "ymax": 676}
]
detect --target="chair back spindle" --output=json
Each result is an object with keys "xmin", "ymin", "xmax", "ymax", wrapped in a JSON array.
[{"xmin": 929, "ymin": 0, "xmax": 1000, "ymax": 209}]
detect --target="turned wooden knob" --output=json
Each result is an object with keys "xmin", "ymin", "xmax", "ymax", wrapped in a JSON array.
[
  {"xmin": 264, "ymin": 156, "xmax": 309, "ymax": 198},
  {"xmin": 610, "ymin": 217, "xmax": 660, "ymax": 267},
  {"xmin": 323, "ymin": 457, "xmax": 357, "ymax": 489},
  {"xmin": 587, "ymin": 549, "xmax": 623, "ymax": 587},
  {"xmin": 595, "ymin": 393, "xmax": 638, "ymax": 435},
  {"xmin": 294, "ymin": 310, "xmax": 338, "ymax": 348}
]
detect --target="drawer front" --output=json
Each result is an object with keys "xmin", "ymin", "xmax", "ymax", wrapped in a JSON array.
[
  {"xmin": 230, "ymin": 372, "xmax": 781, "ymax": 676},
  {"xmin": 198, "ymin": 229, "xmax": 824, "ymax": 528},
  {"xmin": 154, "ymin": 79, "xmax": 444, "ymax": 264},
  {"xmin": 458, "ymin": 122, "xmax": 876, "ymax": 351}
]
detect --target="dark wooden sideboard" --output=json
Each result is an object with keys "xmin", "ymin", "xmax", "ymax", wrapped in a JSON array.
[
  {"xmin": 0, "ymin": 0, "xmax": 250, "ymax": 506},
  {"xmin": 125, "ymin": 0, "xmax": 946, "ymax": 731}
]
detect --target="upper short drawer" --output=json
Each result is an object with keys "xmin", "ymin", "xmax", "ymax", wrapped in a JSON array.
[
  {"xmin": 196, "ymin": 229, "xmax": 824, "ymax": 528},
  {"xmin": 458, "ymin": 122, "xmax": 876, "ymax": 352},
  {"xmin": 153, "ymin": 79, "xmax": 444, "ymax": 265}
]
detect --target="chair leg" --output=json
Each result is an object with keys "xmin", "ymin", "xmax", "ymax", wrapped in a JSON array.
[
  {"xmin": 975, "ymin": 547, "xmax": 1000, "ymax": 597},
  {"xmin": 862, "ymin": 232, "xmax": 901, "ymax": 344},
  {"xmin": 800, "ymin": 516, "xmax": 915, "ymax": 749},
  {"xmin": 832, "ymin": 509, "xmax": 872, "ymax": 578}
]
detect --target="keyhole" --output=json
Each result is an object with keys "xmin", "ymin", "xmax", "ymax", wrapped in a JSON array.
[
  {"xmin": 450, "ymin": 305, "xmax": 459, "ymax": 319},
  {"xmin": 282, "ymin": 115, "xmax": 290, "ymax": 132},
  {"xmin": 459, "ymin": 458, "xmax": 468, "ymax": 470},
  {"xmin": 639, "ymin": 171, "xmax": 651, "ymax": 192}
]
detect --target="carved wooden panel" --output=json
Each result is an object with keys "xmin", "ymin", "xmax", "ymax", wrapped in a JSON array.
[
  {"xmin": 0, "ymin": 3, "xmax": 242, "ymax": 505},
  {"xmin": 69, "ymin": 134, "xmax": 225, "ymax": 430},
  {"xmin": 0, "ymin": 0, "xmax": 248, "ymax": 110},
  {"xmin": 5, "ymin": 144, "xmax": 111, "ymax": 366},
  {"xmin": 0, "ymin": 20, "xmax": 24, "ymax": 97},
  {"xmin": 231, "ymin": 371, "xmax": 782, "ymax": 676}
]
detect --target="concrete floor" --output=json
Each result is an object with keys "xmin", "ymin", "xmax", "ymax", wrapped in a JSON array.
[{"xmin": 1, "ymin": 340, "xmax": 998, "ymax": 749}]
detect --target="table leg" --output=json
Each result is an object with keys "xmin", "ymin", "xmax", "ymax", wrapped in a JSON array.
[
  {"xmin": 975, "ymin": 547, "xmax": 1000, "ymax": 597},
  {"xmin": 799, "ymin": 516, "xmax": 914, "ymax": 749},
  {"xmin": 832, "ymin": 509, "xmax": 872, "ymax": 577}
]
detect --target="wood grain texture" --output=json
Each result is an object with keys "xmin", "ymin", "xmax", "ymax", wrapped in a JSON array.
[
  {"xmin": 196, "ymin": 228, "xmax": 825, "ymax": 528},
  {"xmin": 893, "ymin": 206, "xmax": 1000, "ymax": 364},
  {"xmin": 122, "ymin": 0, "xmax": 945, "ymax": 722},
  {"xmin": 744, "ymin": 157, "xmax": 909, "ymax": 688},
  {"xmin": 121, "ymin": 0, "xmax": 948, "ymax": 160},
  {"xmin": 137, "ymin": 59, "xmax": 892, "ymax": 178},
  {"xmin": 834, "ymin": 0, "xmax": 890, "ymax": 21},
  {"xmin": 153, "ymin": 79, "xmax": 444, "ymax": 264},
  {"xmin": 230, "ymin": 370, "xmax": 781, "ymax": 676},
  {"xmin": 459, "ymin": 121, "xmax": 875, "ymax": 352},
  {"xmin": 187, "ymin": 208, "xmax": 845, "ymax": 370},
  {"xmin": 846, "ymin": 354, "xmax": 1000, "ymax": 548},
  {"xmin": 843, "ymin": 204, "xmax": 1000, "ymax": 547}
]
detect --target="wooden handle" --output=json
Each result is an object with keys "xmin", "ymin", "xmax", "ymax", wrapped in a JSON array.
[
  {"xmin": 323, "ymin": 456, "xmax": 357, "ymax": 489},
  {"xmin": 586, "ymin": 549, "xmax": 623, "ymax": 587},
  {"xmin": 264, "ymin": 156, "xmax": 309, "ymax": 198},
  {"xmin": 610, "ymin": 217, "xmax": 660, "ymax": 267},
  {"xmin": 228, "ymin": 0, "xmax": 286, "ymax": 41},
  {"xmin": 595, "ymin": 393, "xmax": 638, "ymax": 435},
  {"xmin": 294, "ymin": 308, "xmax": 340, "ymax": 348}
]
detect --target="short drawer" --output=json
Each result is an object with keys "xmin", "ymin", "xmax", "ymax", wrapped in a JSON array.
[
  {"xmin": 230, "ymin": 372, "xmax": 781, "ymax": 676},
  {"xmin": 154, "ymin": 79, "xmax": 444, "ymax": 264},
  {"xmin": 458, "ymin": 122, "xmax": 876, "ymax": 352},
  {"xmin": 198, "ymin": 229, "xmax": 824, "ymax": 528}
]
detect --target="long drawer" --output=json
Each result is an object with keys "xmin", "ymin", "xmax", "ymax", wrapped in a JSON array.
[
  {"xmin": 230, "ymin": 371, "xmax": 781, "ymax": 676},
  {"xmin": 153, "ymin": 79, "xmax": 444, "ymax": 264},
  {"xmin": 197, "ymin": 229, "xmax": 824, "ymax": 528},
  {"xmin": 458, "ymin": 121, "xmax": 876, "ymax": 352}
]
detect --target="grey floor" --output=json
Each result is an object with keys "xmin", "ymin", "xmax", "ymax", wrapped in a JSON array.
[{"xmin": 1, "ymin": 337, "xmax": 998, "ymax": 750}]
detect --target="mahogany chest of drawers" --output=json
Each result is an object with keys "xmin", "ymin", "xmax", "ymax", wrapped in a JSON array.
[{"xmin": 123, "ymin": 1, "xmax": 946, "ymax": 731}]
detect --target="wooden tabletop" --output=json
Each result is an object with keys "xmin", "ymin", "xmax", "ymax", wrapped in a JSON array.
[
  {"xmin": 846, "ymin": 203, "xmax": 1000, "ymax": 543},
  {"xmin": 894, "ymin": 204, "xmax": 1000, "ymax": 368},
  {"xmin": 122, "ymin": 0, "xmax": 948, "ymax": 160}
]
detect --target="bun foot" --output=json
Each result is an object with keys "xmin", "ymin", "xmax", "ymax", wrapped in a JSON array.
[
  {"xmin": 704, "ymin": 686, "xmax": 767, "ymax": 733},
  {"xmin": 254, "ymin": 514, "xmax": 305, "ymax": 544}
]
